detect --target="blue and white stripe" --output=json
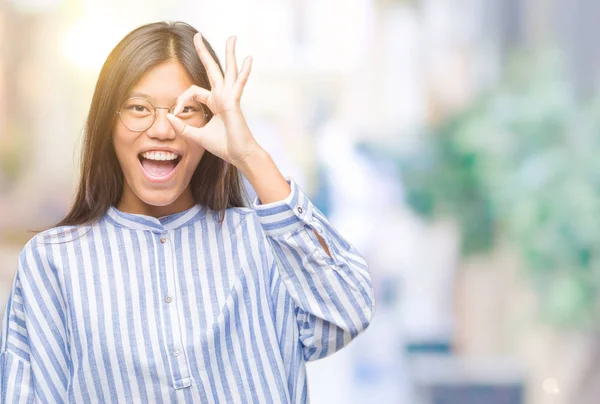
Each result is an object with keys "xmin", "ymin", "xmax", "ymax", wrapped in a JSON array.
[{"xmin": 0, "ymin": 177, "xmax": 374, "ymax": 403}]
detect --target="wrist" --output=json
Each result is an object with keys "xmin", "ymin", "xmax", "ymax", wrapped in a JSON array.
[{"xmin": 234, "ymin": 145, "xmax": 269, "ymax": 175}]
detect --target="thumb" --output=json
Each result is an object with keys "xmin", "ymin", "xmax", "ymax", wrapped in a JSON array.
[{"xmin": 167, "ymin": 113, "xmax": 201, "ymax": 142}]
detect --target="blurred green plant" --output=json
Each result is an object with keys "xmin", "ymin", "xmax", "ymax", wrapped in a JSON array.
[
  {"xmin": 401, "ymin": 50, "xmax": 600, "ymax": 329},
  {"xmin": 0, "ymin": 122, "xmax": 26, "ymax": 192}
]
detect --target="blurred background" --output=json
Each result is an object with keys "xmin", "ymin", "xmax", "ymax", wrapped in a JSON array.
[{"xmin": 2, "ymin": 0, "xmax": 600, "ymax": 403}]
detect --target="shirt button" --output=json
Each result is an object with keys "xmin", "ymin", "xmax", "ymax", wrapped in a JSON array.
[
  {"xmin": 165, "ymin": 295, "xmax": 173, "ymax": 303},
  {"xmin": 173, "ymin": 349, "xmax": 180, "ymax": 357},
  {"xmin": 297, "ymin": 207, "xmax": 303, "ymax": 214},
  {"xmin": 160, "ymin": 237, "xmax": 167, "ymax": 244}
]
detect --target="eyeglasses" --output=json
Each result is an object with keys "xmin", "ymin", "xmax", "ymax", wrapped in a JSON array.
[{"xmin": 116, "ymin": 97, "xmax": 209, "ymax": 132}]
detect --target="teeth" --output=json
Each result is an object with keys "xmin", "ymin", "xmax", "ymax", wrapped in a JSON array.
[{"xmin": 141, "ymin": 151, "xmax": 179, "ymax": 161}]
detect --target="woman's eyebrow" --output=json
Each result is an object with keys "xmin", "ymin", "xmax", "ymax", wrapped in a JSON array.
[
  {"xmin": 127, "ymin": 92, "xmax": 183, "ymax": 106},
  {"xmin": 128, "ymin": 91, "xmax": 153, "ymax": 99}
]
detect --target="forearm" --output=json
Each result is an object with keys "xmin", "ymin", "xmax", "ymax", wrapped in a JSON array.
[{"xmin": 238, "ymin": 147, "xmax": 332, "ymax": 257}]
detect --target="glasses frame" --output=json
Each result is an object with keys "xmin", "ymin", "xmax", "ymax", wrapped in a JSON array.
[{"xmin": 116, "ymin": 96, "xmax": 209, "ymax": 132}]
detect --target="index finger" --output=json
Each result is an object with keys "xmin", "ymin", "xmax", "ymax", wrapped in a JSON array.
[{"xmin": 173, "ymin": 85, "xmax": 210, "ymax": 116}]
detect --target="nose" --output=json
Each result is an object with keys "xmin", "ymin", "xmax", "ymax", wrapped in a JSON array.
[{"xmin": 146, "ymin": 107, "xmax": 176, "ymax": 140}]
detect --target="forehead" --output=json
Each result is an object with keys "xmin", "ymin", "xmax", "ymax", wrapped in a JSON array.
[{"xmin": 128, "ymin": 61, "xmax": 194, "ymax": 102}]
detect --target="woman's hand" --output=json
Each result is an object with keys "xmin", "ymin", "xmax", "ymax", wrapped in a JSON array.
[{"xmin": 166, "ymin": 33, "xmax": 262, "ymax": 167}]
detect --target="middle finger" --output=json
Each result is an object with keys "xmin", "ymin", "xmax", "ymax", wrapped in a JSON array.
[
  {"xmin": 225, "ymin": 36, "xmax": 238, "ymax": 85},
  {"xmin": 193, "ymin": 33, "xmax": 224, "ymax": 89}
]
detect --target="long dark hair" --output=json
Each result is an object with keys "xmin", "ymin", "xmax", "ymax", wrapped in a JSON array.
[{"xmin": 55, "ymin": 21, "xmax": 246, "ymax": 228}]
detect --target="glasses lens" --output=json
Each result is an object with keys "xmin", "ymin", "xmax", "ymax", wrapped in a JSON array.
[
  {"xmin": 119, "ymin": 97, "xmax": 155, "ymax": 131},
  {"xmin": 176, "ymin": 101, "xmax": 208, "ymax": 126}
]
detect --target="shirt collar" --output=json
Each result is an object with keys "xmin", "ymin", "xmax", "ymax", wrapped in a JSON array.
[{"xmin": 105, "ymin": 204, "xmax": 207, "ymax": 232}]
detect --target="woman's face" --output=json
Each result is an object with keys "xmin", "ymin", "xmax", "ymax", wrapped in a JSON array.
[{"xmin": 113, "ymin": 61, "xmax": 206, "ymax": 217}]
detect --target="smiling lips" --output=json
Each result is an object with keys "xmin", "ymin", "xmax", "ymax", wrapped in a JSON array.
[{"xmin": 138, "ymin": 150, "xmax": 182, "ymax": 181}]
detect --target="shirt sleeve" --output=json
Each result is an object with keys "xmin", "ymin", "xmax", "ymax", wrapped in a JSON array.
[
  {"xmin": 253, "ymin": 177, "xmax": 375, "ymax": 361},
  {"xmin": 0, "ymin": 238, "xmax": 70, "ymax": 402}
]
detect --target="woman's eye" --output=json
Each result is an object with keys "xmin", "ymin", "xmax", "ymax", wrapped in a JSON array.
[
  {"xmin": 123, "ymin": 104, "xmax": 152, "ymax": 116},
  {"xmin": 180, "ymin": 106, "xmax": 198, "ymax": 114},
  {"xmin": 132, "ymin": 105, "xmax": 149, "ymax": 112}
]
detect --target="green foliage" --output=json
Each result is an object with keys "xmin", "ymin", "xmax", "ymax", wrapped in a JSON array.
[
  {"xmin": 401, "ymin": 51, "xmax": 600, "ymax": 328},
  {"xmin": 0, "ymin": 121, "xmax": 27, "ymax": 192}
]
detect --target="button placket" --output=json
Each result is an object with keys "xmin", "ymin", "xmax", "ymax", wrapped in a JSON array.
[
  {"xmin": 161, "ymin": 236, "xmax": 174, "ymax": 304},
  {"xmin": 160, "ymin": 231, "xmax": 191, "ymax": 388}
]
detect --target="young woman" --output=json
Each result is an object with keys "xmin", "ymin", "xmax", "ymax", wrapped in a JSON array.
[{"xmin": 0, "ymin": 21, "xmax": 374, "ymax": 403}]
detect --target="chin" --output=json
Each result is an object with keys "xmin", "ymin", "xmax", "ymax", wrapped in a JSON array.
[{"xmin": 137, "ymin": 187, "xmax": 186, "ymax": 207}]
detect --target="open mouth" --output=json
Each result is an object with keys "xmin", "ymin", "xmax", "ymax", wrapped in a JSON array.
[{"xmin": 138, "ymin": 150, "xmax": 182, "ymax": 180}]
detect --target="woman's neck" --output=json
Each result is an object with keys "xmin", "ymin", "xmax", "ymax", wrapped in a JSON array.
[{"xmin": 117, "ymin": 185, "xmax": 196, "ymax": 218}]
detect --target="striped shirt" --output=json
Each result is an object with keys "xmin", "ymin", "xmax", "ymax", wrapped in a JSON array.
[{"xmin": 0, "ymin": 177, "xmax": 374, "ymax": 403}]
